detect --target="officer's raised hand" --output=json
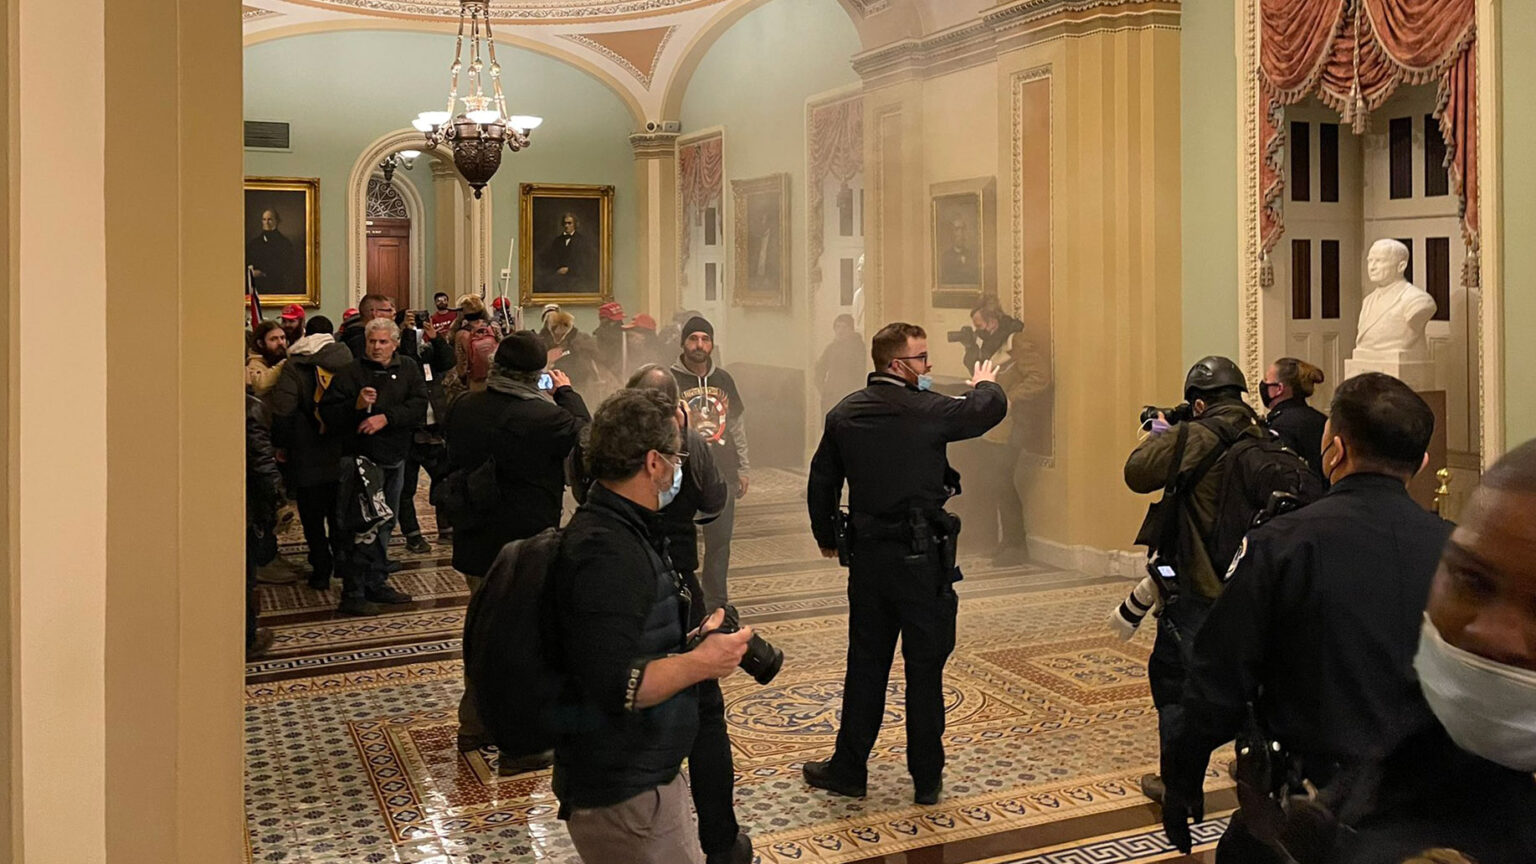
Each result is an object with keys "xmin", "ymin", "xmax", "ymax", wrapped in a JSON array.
[{"xmin": 968, "ymin": 359, "xmax": 999, "ymax": 386}]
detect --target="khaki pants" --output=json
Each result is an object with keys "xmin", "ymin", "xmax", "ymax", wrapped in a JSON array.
[{"xmin": 566, "ymin": 773, "xmax": 704, "ymax": 864}]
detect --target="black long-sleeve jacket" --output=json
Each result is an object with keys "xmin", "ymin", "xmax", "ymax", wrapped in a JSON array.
[
  {"xmin": 1162, "ymin": 473, "xmax": 1453, "ymax": 801},
  {"xmin": 318, "ymin": 353, "xmax": 428, "ymax": 465},
  {"xmin": 808, "ymin": 373, "xmax": 1006, "ymax": 549}
]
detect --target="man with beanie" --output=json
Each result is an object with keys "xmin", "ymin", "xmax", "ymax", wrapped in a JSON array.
[
  {"xmin": 442, "ymin": 330, "xmax": 590, "ymax": 755},
  {"xmin": 671, "ymin": 316, "xmax": 750, "ymax": 611}
]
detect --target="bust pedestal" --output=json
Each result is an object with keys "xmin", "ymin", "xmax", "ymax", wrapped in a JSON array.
[{"xmin": 1344, "ymin": 350, "xmax": 1437, "ymax": 392}]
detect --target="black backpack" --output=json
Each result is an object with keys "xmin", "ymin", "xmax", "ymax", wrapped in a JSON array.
[
  {"xmin": 1203, "ymin": 421, "xmax": 1325, "ymax": 579},
  {"xmin": 461, "ymin": 527, "xmax": 571, "ymax": 758}
]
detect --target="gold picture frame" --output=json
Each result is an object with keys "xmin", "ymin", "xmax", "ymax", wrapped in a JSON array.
[
  {"xmin": 930, "ymin": 176, "xmax": 997, "ymax": 309},
  {"xmin": 244, "ymin": 176, "xmax": 321, "ymax": 307},
  {"xmin": 731, "ymin": 173, "xmax": 791, "ymax": 308},
  {"xmin": 518, "ymin": 183, "xmax": 615, "ymax": 306}
]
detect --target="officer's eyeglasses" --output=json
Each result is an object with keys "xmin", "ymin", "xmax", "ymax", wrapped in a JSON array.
[
  {"xmin": 894, "ymin": 353, "xmax": 929, "ymax": 364},
  {"xmin": 660, "ymin": 450, "xmax": 689, "ymax": 467}
]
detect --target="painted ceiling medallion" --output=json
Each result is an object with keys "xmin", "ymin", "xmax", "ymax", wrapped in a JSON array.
[{"xmin": 289, "ymin": 0, "xmax": 724, "ymax": 23}]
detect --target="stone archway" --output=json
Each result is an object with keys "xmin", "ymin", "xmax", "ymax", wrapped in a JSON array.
[{"xmin": 347, "ymin": 130, "xmax": 493, "ymax": 304}]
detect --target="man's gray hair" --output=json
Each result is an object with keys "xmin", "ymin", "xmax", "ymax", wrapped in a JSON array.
[{"xmin": 364, "ymin": 317, "xmax": 401, "ymax": 342}]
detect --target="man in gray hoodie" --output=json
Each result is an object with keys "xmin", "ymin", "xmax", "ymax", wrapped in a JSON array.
[{"xmin": 670, "ymin": 316, "xmax": 750, "ymax": 612}]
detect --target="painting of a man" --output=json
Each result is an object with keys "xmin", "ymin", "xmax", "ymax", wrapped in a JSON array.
[
  {"xmin": 246, "ymin": 208, "xmax": 298, "ymax": 296},
  {"xmin": 537, "ymin": 211, "xmax": 598, "ymax": 295},
  {"xmin": 747, "ymin": 195, "xmax": 783, "ymax": 296},
  {"xmin": 939, "ymin": 216, "xmax": 979, "ymax": 285},
  {"xmin": 520, "ymin": 184, "xmax": 613, "ymax": 304}
]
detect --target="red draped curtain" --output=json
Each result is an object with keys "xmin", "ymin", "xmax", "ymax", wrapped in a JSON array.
[
  {"xmin": 806, "ymin": 96, "xmax": 864, "ymax": 292},
  {"xmin": 677, "ymin": 134, "xmax": 723, "ymax": 288},
  {"xmin": 1258, "ymin": 0, "xmax": 1478, "ymax": 283}
]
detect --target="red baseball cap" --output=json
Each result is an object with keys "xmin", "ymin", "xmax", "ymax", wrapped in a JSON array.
[
  {"xmin": 492, "ymin": 297, "xmax": 512, "ymax": 309},
  {"xmin": 343, "ymin": 307, "xmax": 359, "ymax": 319},
  {"xmin": 622, "ymin": 313, "xmax": 657, "ymax": 332},
  {"xmin": 598, "ymin": 302, "xmax": 625, "ymax": 322},
  {"xmin": 280, "ymin": 303, "xmax": 305, "ymax": 321}
]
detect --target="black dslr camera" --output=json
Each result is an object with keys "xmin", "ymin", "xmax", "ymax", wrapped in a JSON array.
[
  {"xmin": 1139, "ymin": 402, "xmax": 1194, "ymax": 427},
  {"xmin": 688, "ymin": 604, "xmax": 784, "ymax": 685},
  {"xmin": 945, "ymin": 325, "xmax": 975, "ymax": 345}
]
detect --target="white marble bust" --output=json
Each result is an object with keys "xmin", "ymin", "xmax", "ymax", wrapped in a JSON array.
[{"xmin": 1353, "ymin": 238, "xmax": 1438, "ymax": 359}]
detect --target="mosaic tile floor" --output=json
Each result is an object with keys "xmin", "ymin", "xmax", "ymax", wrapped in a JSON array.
[{"xmin": 249, "ymin": 468, "xmax": 1233, "ymax": 863}]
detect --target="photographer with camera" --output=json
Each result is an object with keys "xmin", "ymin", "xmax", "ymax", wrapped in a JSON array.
[
  {"xmin": 551, "ymin": 388, "xmax": 753, "ymax": 864},
  {"xmin": 804, "ymin": 322, "xmax": 1007, "ymax": 806},
  {"xmin": 1157, "ymin": 373, "xmax": 1451, "ymax": 859},
  {"xmin": 1123, "ymin": 356, "xmax": 1268, "ymax": 799}
]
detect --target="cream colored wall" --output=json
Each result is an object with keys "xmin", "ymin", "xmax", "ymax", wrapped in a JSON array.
[
  {"xmin": 6, "ymin": 0, "xmax": 245, "ymax": 860},
  {"xmin": 1179, "ymin": 0, "xmax": 1240, "ymax": 367},
  {"xmin": 862, "ymin": 16, "xmax": 1183, "ymax": 561},
  {"xmin": 1500, "ymin": 0, "xmax": 1536, "ymax": 445},
  {"xmin": 920, "ymin": 64, "xmax": 1000, "ymax": 357}
]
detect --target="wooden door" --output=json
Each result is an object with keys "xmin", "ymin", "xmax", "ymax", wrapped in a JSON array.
[{"xmin": 366, "ymin": 218, "xmax": 411, "ymax": 309}]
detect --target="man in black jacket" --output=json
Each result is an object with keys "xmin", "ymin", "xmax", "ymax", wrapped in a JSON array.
[
  {"xmin": 444, "ymin": 331, "xmax": 589, "ymax": 756},
  {"xmin": 804, "ymin": 323, "xmax": 1006, "ymax": 805},
  {"xmin": 626, "ymin": 364, "xmax": 749, "ymax": 864},
  {"xmin": 246, "ymin": 393, "xmax": 284, "ymax": 658},
  {"xmin": 269, "ymin": 315, "xmax": 354, "ymax": 591},
  {"xmin": 552, "ymin": 388, "xmax": 752, "ymax": 864},
  {"xmin": 319, "ymin": 317, "xmax": 428, "ymax": 615},
  {"xmin": 1159, "ymin": 373, "xmax": 1451, "ymax": 858}
]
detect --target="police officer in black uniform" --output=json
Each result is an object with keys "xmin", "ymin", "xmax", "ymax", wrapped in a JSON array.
[
  {"xmin": 803, "ymin": 322, "xmax": 1007, "ymax": 805},
  {"xmin": 1159, "ymin": 373, "xmax": 1452, "ymax": 858}
]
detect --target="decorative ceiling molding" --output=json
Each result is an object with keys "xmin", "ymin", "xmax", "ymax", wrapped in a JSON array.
[
  {"xmin": 562, "ymin": 25, "xmax": 674, "ymax": 88},
  {"xmin": 279, "ymin": 0, "xmax": 725, "ymax": 25},
  {"xmin": 242, "ymin": 4, "xmax": 283, "ymax": 20},
  {"xmin": 846, "ymin": 0, "xmax": 889, "ymax": 16}
]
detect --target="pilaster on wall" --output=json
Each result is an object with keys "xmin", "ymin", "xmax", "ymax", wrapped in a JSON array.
[
  {"xmin": 11, "ymin": 0, "xmax": 245, "ymax": 860},
  {"xmin": 861, "ymin": 82, "xmax": 925, "ymax": 327},
  {"xmin": 631, "ymin": 129, "xmax": 681, "ymax": 320}
]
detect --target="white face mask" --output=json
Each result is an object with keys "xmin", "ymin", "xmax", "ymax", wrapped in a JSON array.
[
  {"xmin": 657, "ymin": 456, "xmax": 684, "ymax": 509},
  {"xmin": 1414, "ymin": 615, "xmax": 1536, "ymax": 772}
]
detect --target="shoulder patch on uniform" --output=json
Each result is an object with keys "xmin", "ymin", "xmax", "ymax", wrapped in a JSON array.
[{"xmin": 1222, "ymin": 536, "xmax": 1248, "ymax": 584}]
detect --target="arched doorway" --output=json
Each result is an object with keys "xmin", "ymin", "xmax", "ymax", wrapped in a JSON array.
[{"xmin": 364, "ymin": 174, "xmax": 415, "ymax": 309}]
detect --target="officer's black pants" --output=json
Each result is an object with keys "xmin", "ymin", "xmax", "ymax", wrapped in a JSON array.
[
  {"xmin": 1215, "ymin": 809, "xmax": 1289, "ymax": 864},
  {"xmin": 398, "ymin": 438, "xmax": 446, "ymax": 538},
  {"xmin": 831, "ymin": 540, "xmax": 957, "ymax": 788}
]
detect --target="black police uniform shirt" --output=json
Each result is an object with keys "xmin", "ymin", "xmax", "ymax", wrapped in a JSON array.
[
  {"xmin": 1163, "ymin": 473, "xmax": 1453, "ymax": 798},
  {"xmin": 1266, "ymin": 396, "xmax": 1328, "ymax": 482},
  {"xmin": 807, "ymin": 372, "xmax": 1006, "ymax": 549}
]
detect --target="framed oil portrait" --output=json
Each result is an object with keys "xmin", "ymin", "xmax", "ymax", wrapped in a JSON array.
[
  {"xmin": 731, "ymin": 173, "xmax": 791, "ymax": 308},
  {"xmin": 245, "ymin": 177, "xmax": 320, "ymax": 307},
  {"xmin": 930, "ymin": 177, "xmax": 997, "ymax": 308},
  {"xmin": 519, "ymin": 183, "xmax": 614, "ymax": 306}
]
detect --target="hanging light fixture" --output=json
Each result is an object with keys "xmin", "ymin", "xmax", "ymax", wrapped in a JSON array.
[{"xmin": 413, "ymin": 0, "xmax": 543, "ymax": 198}]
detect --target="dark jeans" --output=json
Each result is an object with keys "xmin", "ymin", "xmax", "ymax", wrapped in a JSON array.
[
  {"xmin": 830, "ymin": 540, "xmax": 958, "ymax": 788},
  {"xmin": 679, "ymin": 567, "xmax": 741, "ymax": 855},
  {"xmin": 337, "ymin": 459, "xmax": 406, "ymax": 602},
  {"xmin": 1149, "ymin": 594, "xmax": 1213, "ymax": 756},
  {"xmin": 699, "ymin": 485, "xmax": 735, "ymax": 611},
  {"xmin": 295, "ymin": 482, "xmax": 343, "ymax": 578},
  {"xmin": 980, "ymin": 441, "xmax": 1026, "ymax": 548},
  {"xmin": 398, "ymin": 437, "xmax": 446, "ymax": 538}
]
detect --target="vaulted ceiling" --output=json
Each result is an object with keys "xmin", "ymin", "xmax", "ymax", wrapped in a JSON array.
[{"xmin": 241, "ymin": 0, "xmax": 1006, "ymax": 122}]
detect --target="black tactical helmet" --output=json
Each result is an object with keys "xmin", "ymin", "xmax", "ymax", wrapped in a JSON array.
[{"xmin": 1184, "ymin": 355, "xmax": 1247, "ymax": 398}]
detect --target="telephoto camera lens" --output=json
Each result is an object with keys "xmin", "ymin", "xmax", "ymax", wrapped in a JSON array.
[{"xmin": 719, "ymin": 605, "xmax": 784, "ymax": 685}]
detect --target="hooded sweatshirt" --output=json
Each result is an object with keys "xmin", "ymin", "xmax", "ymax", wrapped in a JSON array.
[
  {"xmin": 269, "ymin": 334, "xmax": 355, "ymax": 487},
  {"xmin": 670, "ymin": 355, "xmax": 750, "ymax": 482}
]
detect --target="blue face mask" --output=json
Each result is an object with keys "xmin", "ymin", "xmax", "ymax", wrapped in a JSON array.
[
  {"xmin": 658, "ymin": 458, "xmax": 684, "ymax": 508},
  {"xmin": 915, "ymin": 374, "xmax": 934, "ymax": 392}
]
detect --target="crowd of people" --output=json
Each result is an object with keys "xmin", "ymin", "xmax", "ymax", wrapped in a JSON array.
[{"xmin": 242, "ymin": 294, "xmax": 1535, "ymax": 864}]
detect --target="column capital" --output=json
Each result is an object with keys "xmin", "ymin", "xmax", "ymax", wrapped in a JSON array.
[{"xmin": 629, "ymin": 130, "xmax": 680, "ymax": 161}]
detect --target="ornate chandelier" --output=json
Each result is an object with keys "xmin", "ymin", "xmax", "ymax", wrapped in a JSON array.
[{"xmin": 413, "ymin": 0, "xmax": 542, "ymax": 198}]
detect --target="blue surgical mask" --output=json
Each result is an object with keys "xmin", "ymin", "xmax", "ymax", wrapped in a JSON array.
[
  {"xmin": 658, "ymin": 458, "xmax": 684, "ymax": 508},
  {"xmin": 915, "ymin": 374, "xmax": 933, "ymax": 392}
]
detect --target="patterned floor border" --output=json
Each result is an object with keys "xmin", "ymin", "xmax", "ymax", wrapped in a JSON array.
[{"xmin": 975, "ymin": 816, "xmax": 1231, "ymax": 864}]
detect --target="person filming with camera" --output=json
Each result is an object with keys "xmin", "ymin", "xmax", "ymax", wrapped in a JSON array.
[
  {"xmin": 804, "ymin": 322, "xmax": 1007, "ymax": 806},
  {"xmin": 1123, "ymin": 356, "xmax": 1320, "ymax": 804}
]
